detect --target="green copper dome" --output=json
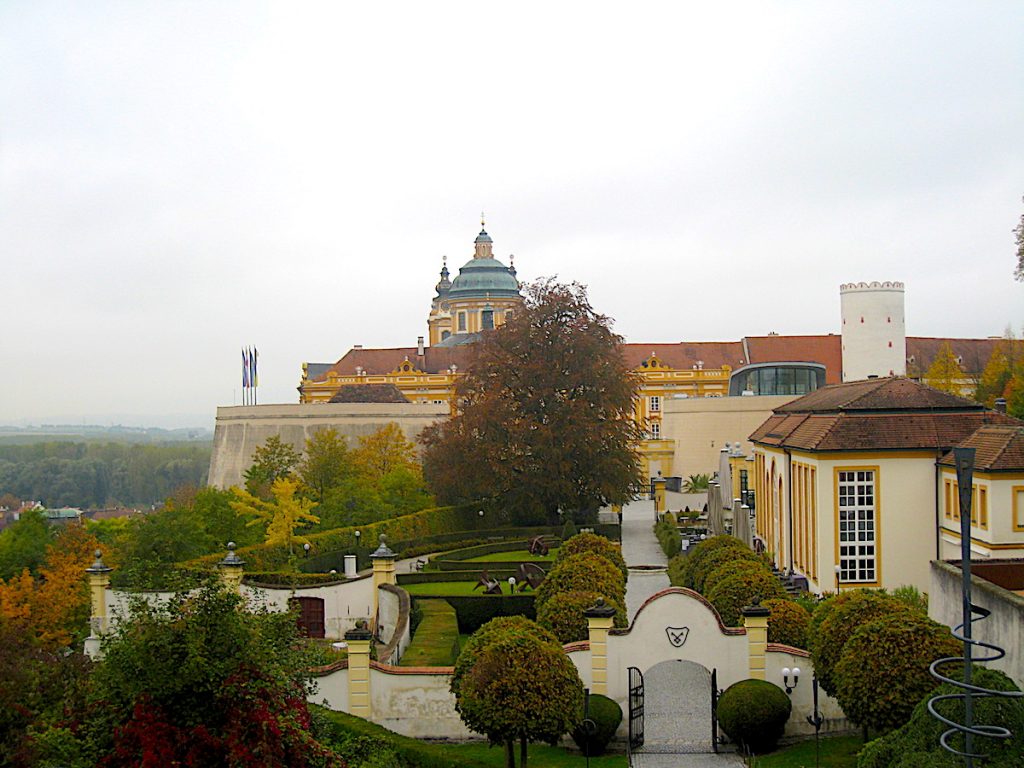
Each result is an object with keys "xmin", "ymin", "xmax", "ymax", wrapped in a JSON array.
[{"xmin": 447, "ymin": 257, "xmax": 521, "ymax": 298}]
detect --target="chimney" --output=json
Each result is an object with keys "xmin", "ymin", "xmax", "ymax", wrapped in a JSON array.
[
  {"xmin": 994, "ymin": 398, "xmax": 1007, "ymax": 414},
  {"xmin": 353, "ymin": 344, "xmax": 363, "ymax": 350},
  {"xmin": 417, "ymin": 336, "xmax": 425, "ymax": 356}
]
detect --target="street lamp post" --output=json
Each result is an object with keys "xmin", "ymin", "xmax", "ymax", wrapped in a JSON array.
[
  {"xmin": 507, "ymin": 576, "xmax": 516, "ymax": 594},
  {"xmin": 354, "ymin": 530, "xmax": 361, "ymax": 569}
]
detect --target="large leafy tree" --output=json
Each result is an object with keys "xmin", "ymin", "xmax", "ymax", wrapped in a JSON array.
[
  {"xmin": 297, "ymin": 428, "xmax": 352, "ymax": 504},
  {"xmin": 421, "ymin": 280, "xmax": 644, "ymax": 524},
  {"xmin": 243, "ymin": 435, "xmax": 301, "ymax": 498},
  {"xmin": 35, "ymin": 582, "xmax": 342, "ymax": 767},
  {"xmin": 231, "ymin": 477, "xmax": 320, "ymax": 557},
  {"xmin": 352, "ymin": 422, "xmax": 418, "ymax": 481},
  {"xmin": 923, "ymin": 342, "xmax": 966, "ymax": 395},
  {"xmin": 452, "ymin": 617, "xmax": 583, "ymax": 768},
  {"xmin": 0, "ymin": 507, "xmax": 53, "ymax": 579}
]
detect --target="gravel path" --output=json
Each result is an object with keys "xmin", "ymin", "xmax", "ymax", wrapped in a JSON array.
[{"xmin": 619, "ymin": 498, "xmax": 671, "ymax": 620}]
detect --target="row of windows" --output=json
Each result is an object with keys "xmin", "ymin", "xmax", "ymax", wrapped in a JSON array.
[
  {"xmin": 792, "ymin": 463, "xmax": 818, "ymax": 582},
  {"xmin": 944, "ymin": 480, "xmax": 988, "ymax": 529},
  {"xmin": 728, "ymin": 366, "xmax": 825, "ymax": 397},
  {"xmin": 455, "ymin": 308, "xmax": 513, "ymax": 332}
]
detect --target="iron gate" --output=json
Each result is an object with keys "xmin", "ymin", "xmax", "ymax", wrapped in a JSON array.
[
  {"xmin": 628, "ymin": 666, "xmax": 644, "ymax": 751},
  {"xmin": 711, "ymin": 668, "xmax": 719, "ymax": 753}
]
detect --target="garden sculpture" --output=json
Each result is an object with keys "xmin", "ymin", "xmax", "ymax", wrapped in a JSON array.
[
  {"xmin": 527, "ymin": 536, "xmax": 550, "ymax": 556},
  {"xmin": 514, "ymin": 562, "xmax": 546, "ymax": 591},
  {"xmin": 473, "ymin": 570, "xmax": 503, "ymax": 595}
]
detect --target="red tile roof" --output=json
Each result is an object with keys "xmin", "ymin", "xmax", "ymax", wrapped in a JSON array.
[
  {"xmin": 744, "ymin": 335, "xmax": 843, "ymax": 384},
  {"xmin": 938, "ymin": 425, "xmax": 1024, "ymax": 472},
  {"xmin": 906, "ymin": 337, "xmax": 1003, "ymax": 376},
  {"xmin": 621, "ymin": 342, "xmax": 745, "ymax": 370},
  {"xmin": 750, "ymin": 377, "xmax": 1022, "ymax": 452},
  {"xmin": 776, "ymin": 377, "xmax": 980, "ymax": 414},
  {"xmin": 312, "ymin": 346, "xmax": 477, "ymax": 379}
]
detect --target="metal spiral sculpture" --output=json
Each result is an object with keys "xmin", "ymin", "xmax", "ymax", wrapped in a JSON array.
[{"xmin": 927, "ymin": 448, "xmax": 1023, "ymax": 766}]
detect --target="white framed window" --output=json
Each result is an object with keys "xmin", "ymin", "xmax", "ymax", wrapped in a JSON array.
[
  {"xmin": 650, "ymin": 421, "xmax": 661, "ymax": 439},
  {"xmin": 649, "ymin": 395, "xmax": 661, "ymax": 412},
  {"xmin": 837, "ymin": 469, "xmax": 876, "ymax": 583},
  {"xmin": 458, "ymin": 312, "xmax": 467, "ymax": 332}
]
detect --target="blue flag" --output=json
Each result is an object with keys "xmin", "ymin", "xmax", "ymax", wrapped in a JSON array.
[{"xmin": 242, "ymin": 348, "xmax": 250, "ymax": 388}]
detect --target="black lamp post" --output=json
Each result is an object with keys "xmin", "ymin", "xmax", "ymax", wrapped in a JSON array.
[
  {"xmin": 354, "ymin": 530, "xmax": 361, "ymax": 568},
  {"xmin": 806, "ymin": 675, "xmax": 824, "ymax": 768},
  {"xmin": 303, "ymin": 542, "xmax": 310, "ymax": 558}
]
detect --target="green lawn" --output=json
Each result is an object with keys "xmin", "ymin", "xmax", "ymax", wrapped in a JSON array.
[
  {"xmin": 749, "ymin": 735, "xmax": 862, "ymax": 768},
  {"xmin": 404, "ymin": 581, "xmax": 534, "ymax": 596},
  {"xmin": 448, "ymin": 742, "xmax": 627, "ymax": 767},
  {"xmin": 465, "ymin": 547, "xmax": 559, "ymax": 563}
]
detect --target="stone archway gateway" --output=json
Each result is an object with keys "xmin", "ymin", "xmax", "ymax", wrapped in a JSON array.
[{"xmin": 633, "ymin": 659, "xmax": 716, "ymax": 755}]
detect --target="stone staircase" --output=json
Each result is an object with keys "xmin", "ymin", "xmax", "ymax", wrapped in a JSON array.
[{"xmin": 771, "ymin": 567, "xmax": 807, "ymax": 597}]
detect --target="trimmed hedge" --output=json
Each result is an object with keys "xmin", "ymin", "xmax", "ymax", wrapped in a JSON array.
[
  {"xmin": 671, "ymin": 535, "xmax": 750, "ymax": 590},
  {"xmin": 690, "ymin": 546, "xmax": 766, "ymax": 594},
  {"xmin": 439, "ymin": 594, "xmax": 537, "ymax": 634},
  {"xmin": 717, "ymin": 679, "xmax": 791, "ymax": 754},
  {"xmin": 653, "ymin": 517, "xmax": 681, "ymax": 558},
  {"xmin": 705, "ymin": 561, "xmax": 785, "ymax": 627},
  {"xmin": 572, "ymin": 692, "xmax": 622, "ymax": 756},
  {"xmin": 808, "ymin": 589, "xmax": 910, "ymax": 696},
  {"xmin": 834, "ymin": 612, "xmax": 961, "ymax": 732},
  {"xmin": 242, "ymin": 571, "xmax": 347, "ymax": 587},
  {"xmin": 856, "ymin": 667, "xmax": 1023, "ymax": 768},
  {"xmin": 536, "ymin": 590, "xmax": 626, "ymax": 644},
  {"xmin": 313, "ymin": 706, "xmax": 491, "ymax": 768},
  {"xmin": 397, "ymin": 570, "xmax": 519, "ymax": 585},
  {"xmin": 535, "ymin": 553, "xmax": 625, "ymax": 616},
  {"xmin": 187, "ymin": 503, "xmax": 488, "ymax": 570},
  {"xmin": 556, "ymin": 532, "xmax": 628, "ymax": 582},
  {"xmin": 763, "ymin": 598, "xmax": 811, "ymax": 650},
  {"xmin": 400, "ymin": 600, "xmax": 461, "ymax": 667}
]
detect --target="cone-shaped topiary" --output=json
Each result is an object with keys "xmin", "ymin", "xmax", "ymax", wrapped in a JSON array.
[
  {"xmin": 556, "ymin": 532, "xmax": 628, "ymax": 582},
  {"xmin": 704, "ymin": 561, "xmax": 785, "ymax": 626},
  {"xmin": 763, "ymin": 598, "xmax": 811, "ymax": 650},
  {"xmin": 834, "ymin": 612, "xmax": 961, "ymax": 732},
  {"xmin": 717, "ymin": 679, "xmax": 792, "ymax": 754}
]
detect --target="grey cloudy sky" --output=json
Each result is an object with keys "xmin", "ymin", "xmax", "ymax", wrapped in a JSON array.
[{"xmin": 2, "ymin": 2, "xmax": 1022, "ymax": 428}]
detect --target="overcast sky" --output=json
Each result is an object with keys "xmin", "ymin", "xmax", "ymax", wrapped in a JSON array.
[{"xmin": 2, "ymin": 2, "xmax": 1022, "ymax": 428}]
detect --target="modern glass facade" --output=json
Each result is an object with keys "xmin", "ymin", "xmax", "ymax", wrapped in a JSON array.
[{"xmin": 728, "ymin": 364, "xmax": 826, "ymax": 397}]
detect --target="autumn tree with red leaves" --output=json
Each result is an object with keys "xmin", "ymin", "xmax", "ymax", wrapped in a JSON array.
[{"xmin": 421, "ymin": 280, "xmax": 644, "ymax": 524}]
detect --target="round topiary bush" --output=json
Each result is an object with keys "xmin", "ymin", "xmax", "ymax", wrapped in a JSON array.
[
  {"xmin": 704, "ymin": 561, "xmax": 785, "ymax": 626},
  {"xmin": 556, "ymin": 532, "xmax": 628, "ymax": 582},
  {"xmin": 452, "ymin": 616, "xmax": 560, "ymax": 699},
  {"xmin": 834, "ymin": 612, "xmax": 961, "ymax": 732},
  {"xmin": 571, "ymin": 692, "xmax": 623, "ymax": 756},
  {"xmin": 535, "ymin": 552, "xmax": 625, "ymax": 614},
  {"xmin": 676, "ymin": 535, "xmax": 750, "ymax": 589},
  {"xmin": 763, "ymin": 598, "xmax": 811, "ymax": 649},
  {"xmin": 691, "ymin": 546, "xmax": 766, "ymax": 595},
  {"xmin": 537, "ymin": 590, "xmax": 627, "ymax": 642},
  {"xmin": 717, "ymin": 678, "xmax": 792, "ymax": 754},
  {"xmin": 808, "ymin": 589, "xmax": 909, "ymax": 696}
]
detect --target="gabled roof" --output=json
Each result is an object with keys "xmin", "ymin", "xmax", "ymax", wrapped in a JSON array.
[
  {"xmin": 939, "ymin": 425, "xmax": 1024, "ymax": 472},
  {"xmin": 750, "ymin": 377, "xmax": 1021, "ymax": 452},
  {"xmin": 776, "ymin": 377, "xmax": 982, "ymax": 414}
]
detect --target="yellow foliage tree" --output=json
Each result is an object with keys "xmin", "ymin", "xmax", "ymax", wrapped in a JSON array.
[
  {"xmin": 230, "ymin": 477, "xmax": 320, "ymax": 557},
  {"xmin": 352, "ymin": 422, "xmax": 419, "ymax": 480},
  {"xmin": 923, "ymin": 342, "xmax": 965, "ymax": 395},
  {"xmin": 0, "ymin": 524, "xmax": 99, "ymax": 648}
]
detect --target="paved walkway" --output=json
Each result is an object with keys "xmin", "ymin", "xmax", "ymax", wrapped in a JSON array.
[
  {"xmin": 631, "ymin": 752, "xmax": 744, "ymax": 768},
  {"xmin": 618, "ymin": 498, "xmax": 671, "ymax": 621}
]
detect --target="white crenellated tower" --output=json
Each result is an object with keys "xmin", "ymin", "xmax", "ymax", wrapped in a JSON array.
[{"xmin": 840, "ymin": 281, "xmax": 906, "ymax": 381}]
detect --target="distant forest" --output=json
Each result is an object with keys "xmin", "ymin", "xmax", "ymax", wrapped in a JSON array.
[{"xmin": 0, "ymin": 442, "xmax": 212, "ymax": 508}]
